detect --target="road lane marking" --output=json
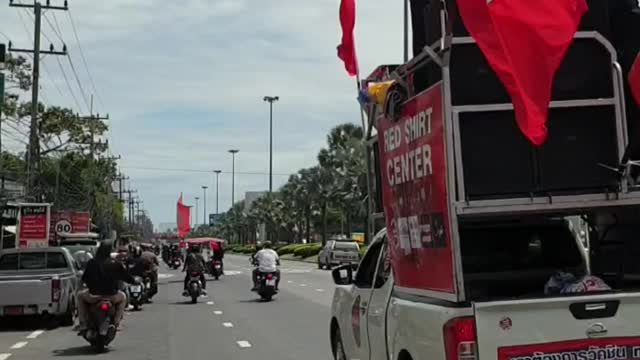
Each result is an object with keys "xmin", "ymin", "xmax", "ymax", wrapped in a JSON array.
[
  {"xmin": 287, "ymin": 280, "xmax": 293, "ymax": 283},
  {"xmin": 207, "ymin": 301, "xmax": 215, "ymax": 305},
  {"xmin": 158, "ymin": 274, "xmax": 174, "ymax": 279},
  {"xmin": 214, "ymin": 311, "xmax": 223, "ymax": 315},
  {"xmin": 315, "ymin": 289, "xmax": 325, "ymax": 292},
  {"xmin": 10, "ymin": 342, "xmax": 27, "ymax": 349},
  {"xmin": 300, "ymin": 284, "xmax": 307, "ymax": 287},
  {"xmin": 236, "ymin": 341, "xmax": 252, "ymax": 348},
  {"xmin": 26, "ymin": 330, "xmax": 44, "ymax": 339},
  {"xmin": 223, "ymin": 322, "xmax": 234, "ymax": 328},
  {"xmin": 0, "ymin": 354, "xmax": 11, "ymax": 360}
]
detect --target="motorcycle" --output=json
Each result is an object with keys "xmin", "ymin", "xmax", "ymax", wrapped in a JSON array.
[
  {"xmin": 185, "ymin": 271, "xmax": 203, "ymax": 303},
  {"xmin": 170, "ymin": 256, "xmax": 182, "ymax": 270},
  {"xmin": 210, "ymin": 260, "xmax": 222, "ymax": 280},
  {"xmin": 254, "ymin": 271, "xmax": 278, "ymax": 301},
  {"xmin": 128, "ymin": 276, "xmax": 146, "ymax": 311},
  {"xmin": 80, "ymin": 300, "xmax": 117, "ymax": 352},
  {"xmin": 143, "ymin": 276, "xmax": 153, "ymax": 302}
]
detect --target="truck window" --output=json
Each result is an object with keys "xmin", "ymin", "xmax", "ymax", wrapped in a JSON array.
[
  {"xmin": 19, "ymin": 253, "xmax": 47, "ymax": 270},
  {"xmin": 373, "ymin": 240, "xmax": 391, "ymax": 289},
  {"xmin": 354, "ymin": 241, "xmax": 384, "ymax": 288},
  {"xmin": 0, "ymin": 254, "xmax": 19, "ymax": 271},
  {"xmin": 334, "ymin": 242, "xmax": 359, "ymax": 251},
  {"xmin": 46, "ymin": 252, "xmax": 68, "ymax": 269}
]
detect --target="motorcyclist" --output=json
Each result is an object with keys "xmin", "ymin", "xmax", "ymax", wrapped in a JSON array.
[
  {"xmin": 252, "ymin": 242, "xmax": 280, "ymax": 291},
  {"xmin": 128, "ymin": 246, "xmax": 159, "ymax": 301},
  {"xmin": 182, "ymin": 244, "xmax": 207, "ymax": 296},
  {"xmin": 211, "ymin": 241, "xmax": 225, "ymax": 274},
  {"xmin": 77, "ymin": 240, "xmax": 139, "ymax": 332}
]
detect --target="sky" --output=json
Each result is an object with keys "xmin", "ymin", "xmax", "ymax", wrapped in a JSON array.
[{"xmin": 0, "ymin": 0, "xmax": 404, "ymax": 225}]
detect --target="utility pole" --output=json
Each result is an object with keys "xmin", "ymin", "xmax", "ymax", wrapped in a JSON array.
[
  {"xmin": 263, "ymin": 96, "xmax": 279, "ymax": 193},
  {"xmin": 9, "ymin": 0, "xmax": 68, "ymax": 198},
  {"xmin": 0, "ymin": 43, "xmax": 6, "ymax": 192},
  {"xmin": 202, "ymin": 186, "xmax": 208, "ymax": 225},
  {"xmin": 228, "ymin": 149, "xmax": 239, "ymax": 207},
  {"xmin": 116, "ymin": 174, "xmax": 129, "ymax": 201},
  {"xmin": 214, "ymin": 170, "xmax": 221, "ymax": 214},
  {"xmin": 195, "ymin": 196, "xmax": 200, "ymax": 228},
  {"xmin": 123, "ymin": 189, "xmax": 137, "ymax": 226},
  {"xmin": 78, "ymin": 110, "xmax": 109, "ymax": 214}
]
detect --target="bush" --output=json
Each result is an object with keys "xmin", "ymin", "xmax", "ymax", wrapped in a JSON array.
[
  {"xmin": 277, "ymin": 244, "xmax": 305, "ymax": 256},
  {"xmin": 293, "ymin": 243, "xmax": 322, "ymax": 258}
]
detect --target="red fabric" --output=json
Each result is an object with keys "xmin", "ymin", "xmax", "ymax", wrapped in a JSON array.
[
  {"xmin": 176, "ymin": 194, "xmax": 190, "ymax": 237},
  {"xmin": 457, "ymin": 0, "xmax": 587, "ymax": 145},
  {"xmin": 337, "ymin": 0, "xmax": 358, "ymax": 76},
  {"xmin": 630, "ymin": 52, "xmax": 640, "ymax": 106}
]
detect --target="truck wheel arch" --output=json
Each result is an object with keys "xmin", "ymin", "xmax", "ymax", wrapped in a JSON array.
[
  {"xmin": 330, "ymin": 317, "xmax": 340, "ymax": 356},
  {"xmin": 398, "ymin": 349, "xmax": 413, "ymax": 360}
]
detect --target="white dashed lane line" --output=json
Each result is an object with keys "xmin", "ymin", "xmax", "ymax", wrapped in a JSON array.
[
  {"xmin": 213, "ymin": 311, "xmax": 223, "ymax": 315},
  {"xmin": 0, "ymin": 353, "xmax": 11, "ymax": 360},
  {"xmin": 222, "ymin": 322, "xmax": 234, "ymax": 328},
  {"xmin": 315, "ymin": 289, "xmax": 325, "ymax": 292},
  {"xmin": 236, "ymin": 341, "xmax": 252, "ymax": 348},
  {"xmin": 299, "ymin": 284, "xmax": 307, "ymax": 287},
  {"xmin": 206, "ymin": 301, "xmax": 215, "ymax": 305},
  {"xmin": 10, "ymin": 342, "xmax": 27, "ymax": 350},
  {"xmin": 26, "ymin": 330, "xmax": 44, "ymax": 339}
]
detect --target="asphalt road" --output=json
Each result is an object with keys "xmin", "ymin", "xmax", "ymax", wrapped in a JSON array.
[{"xmin": 0, "ymin": 254, "xmax": 336, "ymax": 360}]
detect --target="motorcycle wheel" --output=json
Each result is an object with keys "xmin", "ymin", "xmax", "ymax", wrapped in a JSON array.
[
  {"xmin": 261, "ymin": 293, "xmax": 273, "ymax": 301},
  {"xmin": 214, "ymin": 274, "xmax": 219, "ymax": 280},
  {"xmin": 191, "ymin": 295, "xmax": 198, "ymax": 304},
  {"xmin": 91, "ymin": 338, "xmax": 106, "ymax": 353},
  {"xmin": 133, "ymin": 304, "xmax": 140, "ymax": 311}
]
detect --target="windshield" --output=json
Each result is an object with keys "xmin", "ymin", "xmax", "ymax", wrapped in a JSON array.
[{"xmin": 334, "ymin": 242, "xmax": 360, "ymax": 251}]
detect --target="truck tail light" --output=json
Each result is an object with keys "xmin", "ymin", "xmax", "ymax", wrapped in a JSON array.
[
  {"xmin": 52, "ymin": 278, "xmax": 61, "ymax": 302},
  {"xmin": 444, "ymin": 317, "xmax": 476, "ymax": 360}
]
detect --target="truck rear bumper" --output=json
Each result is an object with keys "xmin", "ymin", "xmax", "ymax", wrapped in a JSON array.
[{"xmin": 0, "ymin": 303, "xmax": 64, "ymax": 317}]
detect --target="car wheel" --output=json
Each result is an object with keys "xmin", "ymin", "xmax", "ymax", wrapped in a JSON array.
[
  {"xmin": 333, "ymin": 328, "xmax": 347, "ymax": 360},
  {"xmin": 60, "ymin": 298, "xmax": 75, "ymax": 326}
]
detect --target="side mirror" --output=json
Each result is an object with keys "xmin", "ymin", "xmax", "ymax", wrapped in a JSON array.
[{"xmin": 332, "ymin": 264, "xmax": 355, "ymax": 285}]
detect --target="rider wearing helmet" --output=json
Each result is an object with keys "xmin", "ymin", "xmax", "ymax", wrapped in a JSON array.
[
  {"xmin": 182, "ymin": 243, "xmax": 207, "ymax": 296},
  {"xmin": 251, "ymin": 241, "xmax": 280, "ymax": 291}
]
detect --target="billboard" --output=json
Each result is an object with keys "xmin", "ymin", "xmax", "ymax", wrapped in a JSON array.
[
  {"xmin": 17, "ymin": 204, "xmax": 51, "ymax": 248},
  {"xmin": 49, "ymin": 211, "xmax": 91, "ymax": 245},
  {"xmin": 209, "ymin": 213, "xmax": 222, "ymax": 226},
  {"xmin": 377, "ymin": 83, "xmax": 455, "ymax": 294}
]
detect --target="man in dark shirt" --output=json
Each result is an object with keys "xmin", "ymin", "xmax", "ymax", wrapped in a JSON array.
[
  {"xmin": 182, "ymin": 244, "xmax": 207, "ymax": 296},
  {"xmin": 129, "ymin": 246, "xmax": 159, "ymax": 300},
  {"xmin": 77, "ymin": 240, "xmax": 138, "ymax": 331}
]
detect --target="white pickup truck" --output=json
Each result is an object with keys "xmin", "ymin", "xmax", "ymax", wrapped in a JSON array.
[
  {"xmin": 0, "ymin": 247, "xmax": 80, "ymax": 325},
  {"xmin": 330, "ymin": 218, "xmax": 640, "ymax": 360}
]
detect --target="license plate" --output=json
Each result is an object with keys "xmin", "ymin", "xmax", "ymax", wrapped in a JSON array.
[
  {"xmin": 3, "ymin": 306, "xmax": 24, "ymax": 316},
  {"xmin": 266, "ymin": 279, "xmax": 276, "ymax": 286},
  {"xmin": 130, "ymin": 285, "xmax": 142, "ymax": 292}
]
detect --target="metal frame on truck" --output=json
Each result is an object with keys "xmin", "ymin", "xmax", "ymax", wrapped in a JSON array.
[{"xmin": 362, "ymin": 27, "xmax": 640, "ymax": 302}]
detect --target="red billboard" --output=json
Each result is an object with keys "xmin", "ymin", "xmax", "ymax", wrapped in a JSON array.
[
  {"xmin": 49, "ymin": 211, "xmax": 91, "ymax": 245},
  {"xmin": 18, "ymin": 205, "xmax": 51, "ymax": 248},
  {"xmin": 377, "ymin": 83, "xmax": 455, "ymax": 294}
]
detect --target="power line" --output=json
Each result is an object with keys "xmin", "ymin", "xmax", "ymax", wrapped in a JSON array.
[
  {"xmin": 65, "ymin": 54, "xmax": 90, "ymax": 112},
  {"xmin": 40, "ymin": 60, "xmax": 67, "ymax": 100},
  {"xmin": 55, "ymin": 55, "xmax": 83, "ymax": 112},
  {"xmin": 67, "ymin": 10, "xmax": 104, "ymax": 112},
  {"xmin": 0, "ymin": 30, "xmax": 10, "ymax": 41},
  {"xmin": 120, "ymin": 165, "xmax": 291, "ymax": 177},
  {"xmin": 43, "ymin": 12, "xmax": 64, "ymax": 43}
]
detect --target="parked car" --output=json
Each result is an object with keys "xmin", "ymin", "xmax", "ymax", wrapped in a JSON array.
[
  {"xmin": 318, "ymin": 239, "xmax": 360, "ymax": 270},
  {"xmin": 0, "ymin": 247, "xmax": 81, "ymax": 325}
]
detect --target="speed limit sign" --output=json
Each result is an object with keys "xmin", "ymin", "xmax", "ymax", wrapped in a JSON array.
[{"xmin": 55, "ymin": 220, "xmax": 72, "ymax": 234}]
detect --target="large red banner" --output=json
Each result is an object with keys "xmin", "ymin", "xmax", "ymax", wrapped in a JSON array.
[
  {"xmin": 18, "ymin": 205, "xmax": 50, "ymax": 248},
  {"xmin": 498, "ymin": 337, "xmax": 640, "ymax": 360},
  {"xmin": 377, "ymin": 83, "xmax": 454, "ymax": 293},
  {"xmin": 49, "ymin": 211, "xmax": 91, "ymax": 245}
]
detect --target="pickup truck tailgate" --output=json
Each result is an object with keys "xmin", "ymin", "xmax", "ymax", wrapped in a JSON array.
[
  {"xmin": 474, "ymin": 293, "xmax": 640, "ymax": 360},
  {"xmin": 0, "ymin": 275, "xmax": 52, "ymax": 306}
]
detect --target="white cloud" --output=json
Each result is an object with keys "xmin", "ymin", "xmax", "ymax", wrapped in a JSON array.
[{"xmin": 0, "ymin": 0, "xmax": 404, "ymax": 223}]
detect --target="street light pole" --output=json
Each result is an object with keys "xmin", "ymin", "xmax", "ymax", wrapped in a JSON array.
[
  {"xmin": 202, "ymin": 186, "xmax": 208, "ymax": 225},
  {"xmin": 214, "ymin": 170, "xmax": 221, "ymax": 214},
  {"xmin": 195, "ymin": 196, "xmax": 200, "ymax": 227},
  {"xmin": 228, "ymin": 150, "xmax": 239, "ymax": 207},
  {"xmin": 263, "ymin": 96, "xmax": 279, "ymax": 193}
]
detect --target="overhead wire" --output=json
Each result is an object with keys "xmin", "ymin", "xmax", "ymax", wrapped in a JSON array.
[
  {"xmin": 65, "ymin": 55, "xmax": 91, "ymax": 112},
  {"xmin": 55, "ymin": 55, "xmax": 83, "ymax": 112},
  {"xmin": 120, "ymin": 165, "xmax": 291, "ymax": 177}
]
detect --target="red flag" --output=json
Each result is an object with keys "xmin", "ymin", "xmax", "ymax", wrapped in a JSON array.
[
  {"xmin": 337, "ymin": 0, "xmax": 358, "ymax": 76},
  {"xmin": 630, "ymin": 52, "xmax": 640, "ymax": 106},
  {"xmin": 457, "ymin": 0, "xmax": 587, "ymax": 145},
  {"xmin": 176, "ymin": 194, "xmax": 190, "ymax": 237}
]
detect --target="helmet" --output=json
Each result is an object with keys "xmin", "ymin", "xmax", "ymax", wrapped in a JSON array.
[
  {"xmin": 133, "ymin": 246, "xmax": 142, "ymax": 258},
  {"xmin": 73, "ymin": 250, "xmax": 93, "ymax": 268}
]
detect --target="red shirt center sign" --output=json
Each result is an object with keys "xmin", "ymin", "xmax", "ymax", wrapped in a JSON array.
[
  {"xmin": 18, "ymin": 205, "xmax": 51, "ymax": 248},
  {"xmin": 377, "ymin": 82, "xmax": 455, "ymax": 293}
]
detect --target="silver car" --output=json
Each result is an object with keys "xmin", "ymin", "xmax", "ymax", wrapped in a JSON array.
[{"xmin": 318, "ymin": 240, "xmax": 360, "ymax": 270}]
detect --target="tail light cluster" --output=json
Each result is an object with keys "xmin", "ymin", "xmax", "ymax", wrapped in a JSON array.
[
  {"xmin": 51, "ymin": 278, "xmax": 61, "ymax": 302},
  {"xmin": 444, "ymin": 317, "xmax": 477, "ymax": 360},
  {"xmin": 99, "ymin": 303, "xmax": 110, "ymax": 312},
  {"xmin": 191, "ymin": 272, "xmax": 200, "ymax": 276},
  {"xmin": 266, "ymin": 273, "xmax": 274, "ymax": 280}
]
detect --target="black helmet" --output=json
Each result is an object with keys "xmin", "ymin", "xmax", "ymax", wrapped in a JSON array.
[{"xmin": 96, "ymin": 240, "xmax": 114, "ymax": 260}]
